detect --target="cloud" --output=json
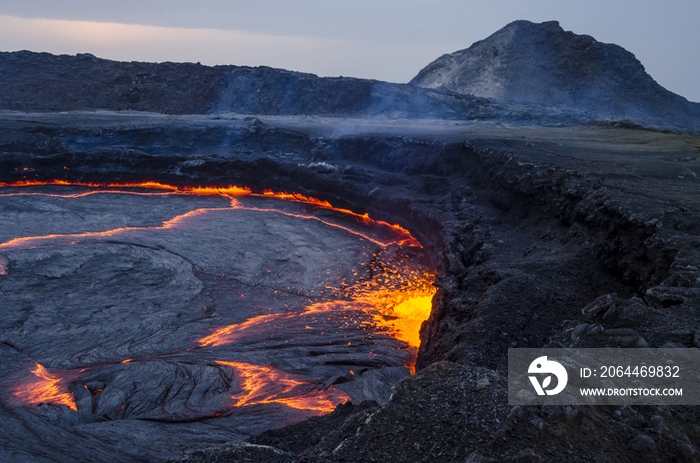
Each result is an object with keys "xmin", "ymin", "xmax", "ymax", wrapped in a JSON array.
[{"xmin": 0, "ymin": 15, "xmax": 329, "ymax": 66}]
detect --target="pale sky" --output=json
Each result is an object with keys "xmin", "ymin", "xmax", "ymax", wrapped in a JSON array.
[{"xmin": 1, "ymin": 1, "xmax": 698, "ymax": 102}]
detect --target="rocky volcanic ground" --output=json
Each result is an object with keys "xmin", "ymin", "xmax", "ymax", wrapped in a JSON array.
[
  {"xmin": 1, "ymin": 19, "xmax": 700, "ymax": 463},
  {"xmin": 0, "ymin": 110, "xmax": 698, "ymax": 463}
]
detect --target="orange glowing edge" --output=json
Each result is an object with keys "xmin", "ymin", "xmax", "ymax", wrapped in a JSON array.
[
  {"xmin": 216, "ymin": 361, "xmax": 349, "ymax": 413},
  {"xmin": 198, "ymin": 281, "xmax": 437, "ymax": 351},
  {"xmin": 0, "ymin": 180, "xmax": 420, "ymax": 247},
  {"xmin": 12, "ymin": 363, "xmax": 78, "ymax": 411}
]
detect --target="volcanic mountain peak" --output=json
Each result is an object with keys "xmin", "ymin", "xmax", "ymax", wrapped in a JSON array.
[{"xmin": 411, "ymin": 20, "xmax": 699, "ymax": 121}]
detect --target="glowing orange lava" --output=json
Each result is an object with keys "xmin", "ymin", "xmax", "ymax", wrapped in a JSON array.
[
  {"xmin": 255, "ymin": 189, "xmax": 420, "ymax": 247},
  {"xmin": 216, "ymin": 361, "xmax": 349, "ymax": 413},
  {"xmin": 0, "ymin": 180, "xmax": 436, "ymax": 415},
  {"xmin": 198, "ymin": 280, "xmax": 437, "ymax": 351},
  {"xmin": 0, "ymin": 179, "xmax": 181, "ymax": 190},
  {"xmin": 391, "ymin": 293, "xmax": 435, "ymax": 348},
  {"xmin": 0, "ymin": 207, "xmax": 231, "ymax": 251},
  {"xmin": 12, "ymin": 363, "xmax": 78, "ymax": 411},
  {"xmin": 199, "ymin": 312, "xmax": 297, "ymax": 347},
  {"xmin": 0, "ymin": 180, "xmax": 420, "ymax": 250},
  {"xmin": 198, "ymin": 299, "xmax": 371, "ymax": 347},
  {"xmin": 358, "ymin": 282, "xmax": 436, "ymax": 349}
]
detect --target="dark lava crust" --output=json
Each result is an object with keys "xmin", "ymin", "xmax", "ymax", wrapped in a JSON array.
[{"xmin": 1, "ymin": 112, "xmax": 699, "ymax": 462}]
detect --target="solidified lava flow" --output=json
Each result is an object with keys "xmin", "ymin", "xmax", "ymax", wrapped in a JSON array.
[{"xmin": 0, "ymin": 181, "xmax": 436, "ymax": 429}]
